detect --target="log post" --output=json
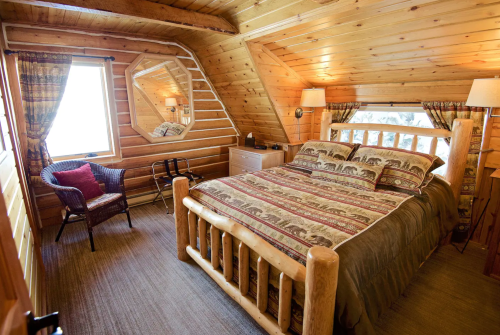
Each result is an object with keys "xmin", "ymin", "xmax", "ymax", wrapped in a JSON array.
[
  {"xmin": 303, "ymin": 246, "xmax": 339, "ymax": 335},
  {"xmin": 320, "ymin": 111, "xmax": 332, "ymax": 141},
  {"xmin": 445, "ymin": 119, "xmax": 474, "ymax": 205},
  {"xmin": 173, "ymin": 177, "xmax": 190, "ymax": 261}
]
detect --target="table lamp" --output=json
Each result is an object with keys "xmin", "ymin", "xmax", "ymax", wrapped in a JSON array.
[{"xmin": 295, "ymin": 88, "xmax": 326, "ymax": 140}]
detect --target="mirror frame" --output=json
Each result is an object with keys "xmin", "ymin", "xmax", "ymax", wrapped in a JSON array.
[{"xmin": 125, "ymin": 53, "xmax": 195, "ymax": 143}]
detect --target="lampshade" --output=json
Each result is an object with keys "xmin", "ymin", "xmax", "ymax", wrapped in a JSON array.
[
  {"xmin": 466, "ymin": 78, "xmax": 500, "ymax": 107},
  {"xmin": 165, "ymin": 98, "xmax": 177, "ymax": 107},
  {"xmin": 300, "ymin": 88, "xmax": 326, "ymax": 107}
]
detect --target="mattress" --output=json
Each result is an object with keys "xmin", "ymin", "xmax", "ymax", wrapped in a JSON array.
[{"xmin": 190, "ymin": 165, "xmax": 458, "ymax": 334}]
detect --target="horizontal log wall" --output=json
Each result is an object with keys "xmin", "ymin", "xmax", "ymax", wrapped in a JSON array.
[{"xmin": 2, "ymin": 24, "xmax": 238, "ymax": 227}]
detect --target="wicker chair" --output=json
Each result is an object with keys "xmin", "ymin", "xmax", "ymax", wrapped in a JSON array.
[{"xmin": 41, "ymin": 161, "xmax": 132, "ymax": 252}]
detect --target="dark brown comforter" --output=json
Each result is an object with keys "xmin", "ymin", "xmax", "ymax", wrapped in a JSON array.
[{"xmin": 190, "ymin": 166, "xmax": 458, "ymax": 334}]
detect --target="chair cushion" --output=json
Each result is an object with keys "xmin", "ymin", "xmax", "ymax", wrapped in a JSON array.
[
  {"xmin": 53, "ymin": 163, "xmax": 104, "ymax": 200},
  {"xmin": 86, "ymin": 193, "xmax": 122, "ymax": 211}
]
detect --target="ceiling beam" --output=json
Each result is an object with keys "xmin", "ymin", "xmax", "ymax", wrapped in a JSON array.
[{"xmin": 4, "ymin": 0, "xmax": 238, "ymax": 35}]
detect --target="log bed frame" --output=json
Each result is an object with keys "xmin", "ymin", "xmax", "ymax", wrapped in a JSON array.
[{"xmin": 172, "ymin": 112, "xmax": 473, "ymax": 335}]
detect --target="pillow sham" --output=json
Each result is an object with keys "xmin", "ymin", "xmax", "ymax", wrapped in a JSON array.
[
  {"xmin": 351, "ymin": 145, "xmax": 445, "ymax": 194},
  {"xmin": 290, "ymin": 140, "xmax": 358, "ymax": 171},
  {"xmin": 311, "ymin": 154, "xmax": 385, "ymax": 191}
]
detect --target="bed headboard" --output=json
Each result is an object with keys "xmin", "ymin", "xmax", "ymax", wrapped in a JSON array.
[{"xmin": 319, "ymin": 111, "xmax": 473, "ymax": 204}]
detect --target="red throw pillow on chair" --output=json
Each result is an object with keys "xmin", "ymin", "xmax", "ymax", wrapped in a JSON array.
[{"xmin": 53, "ymin": 163, "xmax": 104, "ymax": 200}]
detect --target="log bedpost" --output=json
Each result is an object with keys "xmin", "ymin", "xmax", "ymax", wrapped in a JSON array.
[
  {"xmin": 445, "ymin": 119, "xmax": 474, "ymax": 205},
  {"xmin": 320, "ymin": 111, "xmax": 333, "ymax": 141},
  {"xmin": 173, "ymin": 177, "xmax": 190, "ymax": 261},
  {"xmin": 303, "ymin": 246, "xmax": 339, "ymax": 335}
]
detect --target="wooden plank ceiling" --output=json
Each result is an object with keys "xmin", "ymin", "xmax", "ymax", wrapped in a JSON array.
[
  {"xmin": 1, "ymin": 0, "xmax": 500, "ymax": 142},
  {"xmin": 250, "ymin": 0, "xmax": 500, "ymax": 86}
]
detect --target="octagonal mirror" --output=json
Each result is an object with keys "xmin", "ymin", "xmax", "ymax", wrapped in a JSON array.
[{"xmin": 125, "ymin": 53, "xmax": 194, "ymax": 143}]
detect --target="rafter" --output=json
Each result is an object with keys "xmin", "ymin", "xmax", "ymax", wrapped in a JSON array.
[{"xmin": 4, "ymin": 0, "xmax": 238, "ymax": 35}]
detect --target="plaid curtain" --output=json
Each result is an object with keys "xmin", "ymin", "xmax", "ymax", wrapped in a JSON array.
[
  {"xmin": 18, "ymin": 51, "xmax": 72, "ymax": 185},
  {"xmin": 422, "ymin": 101, "xmax": 486, "ymax": 228},
  {"xmin": 325, "ymin": 102, "xmax": 361, "ymax": 140}
]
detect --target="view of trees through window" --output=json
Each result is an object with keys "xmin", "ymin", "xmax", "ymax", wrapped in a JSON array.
[{"xmin": 348, "ymin": 110, "xmax": 448, "ymax": 175}]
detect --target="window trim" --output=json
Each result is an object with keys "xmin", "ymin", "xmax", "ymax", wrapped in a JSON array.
[
  {"xmin": 357, "ymin": 106, "xmax": 425, "ymax": 113},
  {"xmin": 50, "ymin": 57, "xmax": 121, "ymax": 164}
]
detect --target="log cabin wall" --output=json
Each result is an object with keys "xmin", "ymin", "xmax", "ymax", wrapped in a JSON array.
[
  {"xmin": 1, "ymin": 24, "xmax": 239, "ymax": 227},
  {"xmin": 0, "ymin": 29, "xmax": 45, "ymax": 316}
]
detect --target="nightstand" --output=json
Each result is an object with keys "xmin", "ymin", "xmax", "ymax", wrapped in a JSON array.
[
  {"xmin": 484, "ymin": 169, "xmax": 500, "ymax": 279},
  {"xmin": 229, "ymin": 146, "xmax": 284, "ymax": 176}
]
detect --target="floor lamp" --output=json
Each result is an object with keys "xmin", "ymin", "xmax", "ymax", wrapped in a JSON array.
[{"xmin": 455, "ymin": 77, "xmax": 500, "ymax": 253}]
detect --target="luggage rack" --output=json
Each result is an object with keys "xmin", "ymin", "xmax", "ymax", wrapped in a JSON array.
[{"xmin": 152, "ymin": 158, "xmax": 203, "ymax": 213}]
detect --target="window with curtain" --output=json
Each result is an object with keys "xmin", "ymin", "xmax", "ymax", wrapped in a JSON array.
[
  {"xmin": 46, "ymin": 61, "xmax": 114, "ymax": 159},
  {"xmin": 346, "ymin": 106, "xmax": 449, "ymax": 175}
]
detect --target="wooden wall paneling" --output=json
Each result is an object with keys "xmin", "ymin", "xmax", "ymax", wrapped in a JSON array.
[
  {"xmin": 246, "ymin": 42, "xmax": 313, "ymax": 143},
  {"xmin": 0, "ymin": 35, "xmax": 44, "ymax": 317},
  {"xmin": 2, "ymin": 24, "xmax": 239, "ymax": 227},
  {"xmin": 187, "ymin": 36, "xmax": 289, "ymax": 143}
]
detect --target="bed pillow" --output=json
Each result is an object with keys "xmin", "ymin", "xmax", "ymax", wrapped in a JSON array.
[
  {"xmin": 290, "ymin": 140, "xmax": 358, "ymax": 171},
  {"xmin": 52, "ymin": 163, "xmax": 104, "ymax": 200},
  {"xmin": 351, "ymin": 145, "xmax": 445, "ymax": 194},
  {"xmin": 149, "ymin": 122, "xmax": 186, "ymax": 137},
  {"xmin": 311, "ymin": 154, "xmax": 385, "ymax": 191}
]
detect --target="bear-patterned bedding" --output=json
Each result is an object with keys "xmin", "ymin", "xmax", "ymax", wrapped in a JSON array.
[{"xmin": 190, "ymin": 165, "xmax": 457, "ymax": 334}]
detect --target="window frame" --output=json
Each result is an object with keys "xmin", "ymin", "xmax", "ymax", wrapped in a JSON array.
[
  {"xmin": 49, "ymin": 57, "xmax": 121, "ymax": 164},
  {"xmin": 348, "ymin": 105, "xmax": 449, "ymax": 175}
]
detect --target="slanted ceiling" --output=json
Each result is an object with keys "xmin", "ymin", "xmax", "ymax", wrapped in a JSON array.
[{"xmin": 1, "ymin": 0, "xmax": 500, "ymax": 143}]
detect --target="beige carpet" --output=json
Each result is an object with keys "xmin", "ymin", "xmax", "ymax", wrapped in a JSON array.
[{"xmin": 42, "ymin": 202, "xmax": 500, "ymax": 335}]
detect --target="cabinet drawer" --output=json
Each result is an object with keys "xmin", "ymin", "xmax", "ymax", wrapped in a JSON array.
[
  {"xmin": 231, "ymin": 150, "xmax": 262, "ymax": 169},
  {"xmin": 230, "ymin": 164, "xmax": 260, "ymax": 176}
]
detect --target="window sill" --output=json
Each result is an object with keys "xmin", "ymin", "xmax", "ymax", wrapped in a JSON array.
[{"xmin": 52, "ymin": 154, "xmax": 122, "ymax": 166}]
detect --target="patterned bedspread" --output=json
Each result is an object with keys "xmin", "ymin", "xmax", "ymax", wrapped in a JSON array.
[
  {"xmin": 191, "ymin": 165, "xmax": 412, "ymax": 264},
  {"xmin": 189, "ymin": 165, "xmax": 457, "ymax": 334}
]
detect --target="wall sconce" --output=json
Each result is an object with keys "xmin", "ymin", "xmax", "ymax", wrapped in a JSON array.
[
  {"xmin": 165, "ymin": 98, "xmax": 177, "ymax": 113},
  {"xmin": 466, "ymin": 77, "xmax": 500, "ymax": 117},
  {"xmin": 295, "ymin": 88, "xmax": 326, "ymax": 140}
]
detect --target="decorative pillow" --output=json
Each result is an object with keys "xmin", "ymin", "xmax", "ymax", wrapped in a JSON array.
[
  {"xmin": 311, "ymin": 154, "xmax": 385, "ymax": 191},
  {"xmin": 351, "ymin": 146, "xmax": 445, "ymax": 193},
  {"xmin": 53, "ymin": 163, "xmax": 104, "ymax": 200},
  {"xmin": 165, "ymin": 122, "xmax": 186, "ymax": 136},
  {"xmin": 290, "ymin": 140, "xmax": 358, "ymax": 171},
  {"xmin": 149, "ymin": 122, "xmax": 187, "ymax": 137}
]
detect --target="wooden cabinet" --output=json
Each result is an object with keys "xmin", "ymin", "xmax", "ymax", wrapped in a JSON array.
[{"xmin": 229, "ymin": 146, "xmax": 284, "ymax": 176}]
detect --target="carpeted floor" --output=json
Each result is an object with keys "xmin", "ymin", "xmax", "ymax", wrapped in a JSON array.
[{"xmin": 42, "ymin": 202, "xmax": 500, "ymax": 335}]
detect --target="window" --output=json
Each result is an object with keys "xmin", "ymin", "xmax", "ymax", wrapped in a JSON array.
[
  {"xmin": 46, "ymin": 61, "xmax": 118, "ymax": 161},
  {"xmin": 347, "ymin": 106, "xmax": 449, "ymax": 175}
]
